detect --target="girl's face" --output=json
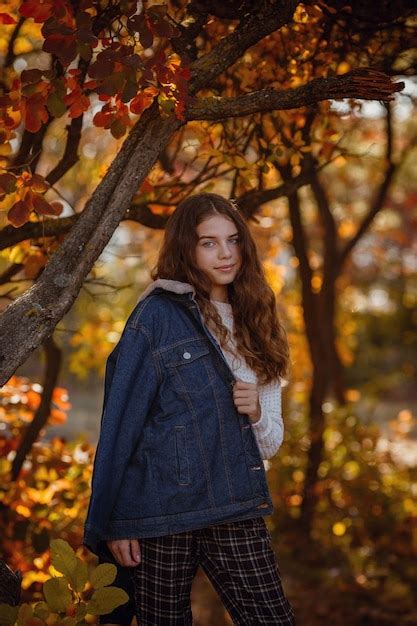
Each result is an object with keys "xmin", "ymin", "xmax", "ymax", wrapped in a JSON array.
[{"xmin": 194, "ymin": 214, "xmax": 242, "ymax": 297}]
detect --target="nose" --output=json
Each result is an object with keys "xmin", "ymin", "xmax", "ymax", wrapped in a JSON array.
[{"xmin": 218, "ymin": 241, "xmax": 233, "ymax": 259}]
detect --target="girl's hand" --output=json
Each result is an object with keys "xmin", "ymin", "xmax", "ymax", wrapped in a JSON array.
[
  {"xmin": 232, "ymin": 379, "xmax": 261, "ymax": 424},
  {"xmin": 106, "ymin": 538, "xmax": 141, "ymax": 567}
]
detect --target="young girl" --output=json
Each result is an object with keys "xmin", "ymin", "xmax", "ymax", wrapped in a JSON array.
[{"xmin": 83, "ymin": 192, "xmax": 296, "ymax": 625}]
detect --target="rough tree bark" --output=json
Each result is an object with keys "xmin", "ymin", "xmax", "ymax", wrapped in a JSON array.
[
  {"xmin": 0, "ymin": 0, "xmax": 404, "ymax": 390},
  {"xmin": 0, "ymin": 0, "xmax": 300, "ymax": 385}
]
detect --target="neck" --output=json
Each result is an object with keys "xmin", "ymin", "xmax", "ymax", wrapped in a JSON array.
[{"xmin": 209, "ymin": 285, "xmax": 229, "ymax": 303}]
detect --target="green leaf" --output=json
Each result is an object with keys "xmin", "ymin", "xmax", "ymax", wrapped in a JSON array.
[
  {"xmin": 46, "ymin": 92, "xmax": 67, "ymax": 118},
  {"xmin": 0, "ymin": 604, "xmax": 18, "ymax": 626},
  {"xmin": 110, "ymin": 119, "xmax": 126, "ymax": 139},
  {"xmin": 72, "ymin": 558, "xmax": 88, "ymax": 593},
  {"xmin": 50, "ymin": 539, "xmax": 82, "ymax": 590},
  {"xmin": 74, "ymin": 604, "xmax": 87, "ymax": 623},
  {"xmin": 90, "ymin": 563, "xmax": 117, "ymax": 589},
  {"xmin": 0, "ymin": 172, "xmax": 16, "ymax": 194},
  {"xmin": 59, "ymin": 618, "xmax": 76, "ymax": 626},
  {"xmin": 33, "ymin": 602, "xmax": 50, "ymax": 620},
  {"xmin": 86, "ymin": 587, "xmax": 129, "ymax": 615},
  {"xmin": 43, "ymin": 577, "xmax": 72, "ymax": 613},
  {"xmin": 17, "ymin": 604, "xmax": 32, "ymax": 626}
]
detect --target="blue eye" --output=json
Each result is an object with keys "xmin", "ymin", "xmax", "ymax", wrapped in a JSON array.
[{"xmin": 201, "ymin": 238, "xmax": 239, "ymax": 247}]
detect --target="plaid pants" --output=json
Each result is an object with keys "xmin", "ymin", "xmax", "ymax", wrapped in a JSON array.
[{"xmin": 121, "ymin": 517, "xmax": 296, "ymax": 626}]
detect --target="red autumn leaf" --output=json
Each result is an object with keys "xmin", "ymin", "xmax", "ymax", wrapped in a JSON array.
[
  {"xmin": 26, "ymin": 389, "xmax": 41, "ymax": 410},
  {"xmin": 68, "ymin": 93, "xmax": 90, "ymax": 118},
  {"xmin": 0, "ymin": 13, "xmax": 17, "ymax": 25},
  {"xmin": 175, "ymin": 98, "xmax": 186, "ymax": 122},
  {"xmin": 49, "ymin": 408, "xmax": 67, "ymax": 425},
  {"xmin": 49, "ymin": 201, "xmax": 64, "ymax": 215},
  {"xmin": 24, "ymin": 95, "xmax": 49, "ymax": 133},
  {"xmin": 110, "ymin": 118, "xmax": 127, "ymax": 139},
  {"xmin": 52, "ymin": 386, "xmax": 72, "ymax": 410},
  {"xmin": 88, "ymin": 57, "xmax": 114, "ymax": 79},
  {"xmin": 31, "ymin": 174, "xmax": 50, "ymax": 193},
  {"xmin": 83, "ymin": 79, "xmax": 98, "ymax": 90},
  {"xmin": 8, "ymin": 200, "xmax": 31, "ymax": 227},
  {"xmin": 31, "ymin": 193, "xmax": 56, "ymax": 216},
  {"xmin": 140, "ymin": 179, "xmax": 154, "ymax": 193},
  {"xmin": 130, "ymin": 87, "xmax": 158, "ymax": 114},
  {"xmin": 93, "ymin": 109, "xmax": 112, "ymax": 128},
  {"xmin": 0, "ymin": 172, "xmax": 17, "ymax": 194},
  {"xmin": 43, "ymin": 34, "xmax": 78, "ymax": 66},
  {"xmin": 21, "ymin": 69, "xmax": 43, "ymax": 84},
  {"xmin": 20, "ymin": 0, "xmax": 55, "ymax": 23}
]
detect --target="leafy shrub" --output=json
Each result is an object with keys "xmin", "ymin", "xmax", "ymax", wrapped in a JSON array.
[{"xmin": 0, "ymin": 539, "xmax": 129, "ymax": 624}]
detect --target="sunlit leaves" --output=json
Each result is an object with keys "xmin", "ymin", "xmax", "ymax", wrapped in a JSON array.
[
  {"xmin": 0, "ymin": 377, "xmax": 93, "ymax": 595},
  {"xmin": 0, "ymin": 535, "xmax": 129, "ymax": 621},
  {"xmin": 50, "ymin": 539, "xmax": 88, "ymax": 592},
  {"xmin": 86, "ymin": 587, "xmax": 130, "ymax": 615},
  {"xmin": 90, "ymin": 563, "xmax": 117, "ymax": 589},
  {"xmin": 0, "ymin": 13, "xmax": 17, "ymax": 25},
  {"xmin": 19, "ymin": 0, "xmax": 56, "ymax": 23},
  {"xmin": 130, "ymin": 86, "xmax": 159, "ymax": 115},
  {"xmin": 43, "ymin": 576, "xmax": 72, "ymax": 611},
  {"xmin": 0, "ymin": 0, "xmax": 190, "ymax": 151},
  {"xmin": 0, "ymin": 170, "xmax": 63, "ymax": 227},
  {"xmin": 0, "ymin": 603, "xmax": 19, "ymax": 624}
]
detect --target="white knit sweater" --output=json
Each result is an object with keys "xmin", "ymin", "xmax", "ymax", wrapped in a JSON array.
[{"xmin": 209, "ymin": 300, "xmax": 284, "ymax": 461}]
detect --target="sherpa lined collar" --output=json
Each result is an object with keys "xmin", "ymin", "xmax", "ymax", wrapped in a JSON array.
[{"xmin": 137, "ymin": 278, "xmax": 196, "ymax": 303}]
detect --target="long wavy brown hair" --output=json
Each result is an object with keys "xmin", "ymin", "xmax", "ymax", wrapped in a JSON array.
[{"xmin": 151, "ymin": 192, "xmax": 290, "ymax": 385}]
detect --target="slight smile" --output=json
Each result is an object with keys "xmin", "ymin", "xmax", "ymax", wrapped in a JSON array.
[{"xmin": 215, "ymin": 264, "xmax": 235, "ymax": 272}]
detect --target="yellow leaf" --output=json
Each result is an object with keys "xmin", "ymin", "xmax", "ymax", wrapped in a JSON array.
[
  {"xmin": 0, "ymin": 604, "xmax": 19, "ymax": 625},
  {"xmin": 43, "ymin": 577, "xmax": 72, "ymax": 612},
  {"xmin": 90, "ymin": 563, "xmax": 117, "ymax": 589},
  {"xmin": 86, "ymin": 587, "xmax": 129, "ymax": 615},
  {"xmin": 50, "ymin": 539, "xmax": 80, "ymax": 590}
]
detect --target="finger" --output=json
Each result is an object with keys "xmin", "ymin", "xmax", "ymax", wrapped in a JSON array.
[
  {"xmin": 115, "ymin": 540, "xmax": 137, "ymax": 567},
  {"xmin": 234, "ymin": 380, "xmax": 256, "ymax": 389},
  {"xmin": 130, "ymin": 539, "xmax": 141, "ymax": 564},
  {"xmin": 234, "ymin": 391, "xmax": 255, "ymax": 400},
  {"xmin": 106, "ymin": 541, "xmax": 118, "ymax": 562},
  {"xmin": 235, "ymin": 402, "xmax": 256, "ymax": 413},
  {"xmin": 234, "ymin": 390, "xmax": 255, "ymax": 401}
]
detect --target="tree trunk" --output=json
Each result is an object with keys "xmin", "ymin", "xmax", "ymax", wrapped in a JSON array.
[{"xmin": 0, "ymin": 102, "xmax": 181, "ymax": 385}]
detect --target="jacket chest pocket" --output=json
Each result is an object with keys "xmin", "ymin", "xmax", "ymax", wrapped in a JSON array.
[{"xmin": 160, "ymin": 339, "xmax": 212, "ymax": 394}]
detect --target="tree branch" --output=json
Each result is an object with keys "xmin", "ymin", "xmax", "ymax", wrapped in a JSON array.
[
  {"xmin": 11, "ymin": 334, "xmax": 62, "ymax": 480},
  {"xmin": 187, "ymin": 69, "xmax": 404, "ymax": 120},
  {"xmin": 0, "ymin": 100, "xmax": 182, "ymax": 385},
  {"xmin": 337, "ymin": 103, "xmax": 396, "ymax": 270},
  {"xmin": 189, "ymin": 0, "xmax": 299, "ymax": 93}
]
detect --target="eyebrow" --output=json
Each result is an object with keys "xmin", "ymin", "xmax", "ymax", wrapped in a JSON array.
[{"xmin": 198, "ymin": 232, "xmax": 239, "ymax": 240}]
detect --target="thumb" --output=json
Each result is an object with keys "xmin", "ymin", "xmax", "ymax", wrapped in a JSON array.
[{"xmin": 130, "ymin": 539, "xmax": 141, "ymax": 563}]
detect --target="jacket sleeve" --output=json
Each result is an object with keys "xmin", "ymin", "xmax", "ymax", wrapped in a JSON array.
[{"xmin": 84, "ymin": 321, "xmax": 160, "ymax": 552}]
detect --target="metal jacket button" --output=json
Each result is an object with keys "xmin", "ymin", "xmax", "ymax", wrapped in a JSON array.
[{"xmin": 182, "ymin": 351, "xmax": 191, "ymax": 359}]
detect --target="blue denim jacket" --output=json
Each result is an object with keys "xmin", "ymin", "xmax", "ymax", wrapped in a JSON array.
[{"xmin": 83, "ymin": 279, "xmax": 274, "ymax": 555}]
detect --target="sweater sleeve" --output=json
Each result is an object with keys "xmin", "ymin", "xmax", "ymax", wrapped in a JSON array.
[{"xmin": 250, "ymin": 379, "xmax": 284, "ymax": 460}]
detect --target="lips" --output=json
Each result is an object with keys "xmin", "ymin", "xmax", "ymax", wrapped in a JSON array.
[{"xmin": 215, "ymin": 264, "xmax": 235, "ymax": 270}]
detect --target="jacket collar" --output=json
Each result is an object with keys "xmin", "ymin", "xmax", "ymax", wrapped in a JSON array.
[{"xmin": 138, "ymin": 279, "xmax": 196, "ymax": 303}]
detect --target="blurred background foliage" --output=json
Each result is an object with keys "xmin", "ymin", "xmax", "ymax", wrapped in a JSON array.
[{"xmin": 0, "ymin": 0, "xmax": 416, "ymax": 624}]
